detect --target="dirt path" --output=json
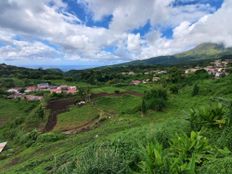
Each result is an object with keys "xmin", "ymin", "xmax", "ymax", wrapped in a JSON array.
[
  {"xmin": 62, "ymin": 116, "xmax": 105, "ymax": 135},
  {"xmin": 63, "ymin": 105, "xmax": 112, "ymax": 135}
]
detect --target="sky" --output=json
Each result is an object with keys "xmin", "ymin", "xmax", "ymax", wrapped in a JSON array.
[{"xmin": 0, "ymin": 0, "xmax": 231, "ymax": 69}]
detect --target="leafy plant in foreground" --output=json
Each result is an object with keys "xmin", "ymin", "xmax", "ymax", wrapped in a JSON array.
[
  {"xmin": 188, "ymin": 103, "xmax": 227, "ymax": 131},
  {"xmin": 139, "ymin": 131, "xmax": 230, "ymax": 174}
]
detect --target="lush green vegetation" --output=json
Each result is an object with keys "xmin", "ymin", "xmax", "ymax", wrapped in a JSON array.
[
  {"xmin": 1, "ymin": 61, "xmax": 232, "ymax": 174},
  {"xmin": 54, "ymin": 105, "xmax": 99, "ymax": 131}
]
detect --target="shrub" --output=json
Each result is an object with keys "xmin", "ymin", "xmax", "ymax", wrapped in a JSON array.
[
  {"xmin": 188, "ymin": 103, "xmax": 227, "ymax": 131},
  {"xmin": 169, "ymin": 85, "xmax": 179, "ymax": 94},
  {"xmin": 139, "ymin": 131, "xmax": 230, "ymax": 174},
  {"xmin": 192, "ymin": 84, "xmax": 200, "ymax": 96},
  {"xmin": 142, "ymin": 88, "xmax": 168, "ymax": 113},
  {"xmin": 153, "ymin": 119, "xmax": 191, "ymax": 148}
]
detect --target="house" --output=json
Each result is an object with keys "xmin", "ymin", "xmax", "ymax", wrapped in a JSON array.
[
  {"xmin": 37, "ymin": 83, "xmax": 49, "ymax": 90},
  {"xmin": 25, "ymin": 86, "xmax": 37, "ymax": 93},
  {"xmin": 215, "ymin": 72, "xmax": 225, "ymax": 78},
  {"xmin": 142, "ymin": 79, "xmax": 150, "ymax": 84},
  {"xmin": 67, "ymin": 86, "xmax": 77, "ymax": 94},
  {"xmin": 57, "ymin": 85, "xmax": 68, "ymax": 90},
  {"xmin": 8, "ymin": 93, "xmax": 25, "ymax": 100},
  {"xmin": 130, "ymin": 80, "xmax": 142, "ymax": 85},
  {"xmin": 157, "ymin": 70, "xmax": 167, "ymax": 74},
  {"xmin": 185, "ymin": 68, "xmax": 201, "ymax": 74},
  {"xmin": 7, "ymin": 88, "xmax": 20, "ymax": 94},
  {"xmin": 0, "ymin": 142, "xmax": 7, "ymax": 153},
  {"xmin": 50, "ymin": 88, "xmax": 62, "ymax": 94},
  {"xmin": 128, "ymin": 71, "xmax": 135, "ymax": 75},
  {"xmin": 25, "ymin": 95, "xmax": 43, "ymax": 101},
  {"xmin": 152, "ymin": 77, "xmax": 160, "ymax": 82},
  {"xmin": 50, "ymin": 86, "xmax": 77, "ymax": 94}
]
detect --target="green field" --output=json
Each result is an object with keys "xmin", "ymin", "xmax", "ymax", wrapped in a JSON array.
[
  {"xmin": 54, "ymin": 105, "xmax": 100, "ymax": 132},
  {"xmin": 0, "ymin": 99, "xmax": 36, "ymax": 127}
]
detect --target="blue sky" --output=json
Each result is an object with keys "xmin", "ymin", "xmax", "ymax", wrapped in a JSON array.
[{"xmin": 0, "ymin": 0, "xmax": 231, "ymax": 69}]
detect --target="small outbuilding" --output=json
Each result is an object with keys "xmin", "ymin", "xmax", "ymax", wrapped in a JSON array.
[{"xmin": 0, "ymin": 142, "xmax": 7, "ymax": 153}]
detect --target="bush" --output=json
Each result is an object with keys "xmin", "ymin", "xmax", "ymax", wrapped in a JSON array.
[
  {"xmin": 139, "ymin": 131, "xmax": 230, "ymax": 174},
  {"xmin": 142, "ymin": 88, "xmax": 168, "ymax": 113},
  {"xmin": 192, "ymin": 84, "xmax": 200, "ymax": 96},
  {"xmin": 153, "ymin": 119, "xmax": 191, "ymax": 148},
  {"xmin": 169, "ymin": 85, "xmax": 179, "ymax": 94},
  {"xmin": 188, "ymin": 103, "xmax": 227, "ymax": 131}
]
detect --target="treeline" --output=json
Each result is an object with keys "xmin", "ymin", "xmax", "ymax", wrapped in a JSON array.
[{"xmin": 0, "ymin": 64, "xmax": 64, "ymax": 80}]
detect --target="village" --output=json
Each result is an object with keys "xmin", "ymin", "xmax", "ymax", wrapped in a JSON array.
[
  {"xmin": 129, "ymin": 59, "xmax": 232, "ymax": 86},
  {"xmin": 6, "ymin": 83, "xmax": 78, "ymax": 101},
  {"xmin": 185, "ymin": 59, "xmax": 232, "ymax": 77}
]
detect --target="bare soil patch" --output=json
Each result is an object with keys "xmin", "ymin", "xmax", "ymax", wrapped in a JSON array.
[{"xmin": 44, "ymin": 98, "xmax": 76, "ymax": 132}]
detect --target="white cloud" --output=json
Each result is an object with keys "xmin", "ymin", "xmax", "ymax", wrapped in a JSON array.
[
  {"xmin": 127, "ymin": 34, "xmax": 141, "ymax": 52},
  {"xmin": 0, "ymin": 39, "xmax": 61, "ymax": 62},
  {"xmin": 0, "ymin": 0, "xmax": 231, "ymax": 65}
]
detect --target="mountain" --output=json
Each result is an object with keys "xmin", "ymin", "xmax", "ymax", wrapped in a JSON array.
[
  {"xmin": 118, "ymin": 43, "xmax": 232, "ymax": 66},
  {"xmin": 176, "ymin": 43, "xmax": 226, "ymax": 59}
]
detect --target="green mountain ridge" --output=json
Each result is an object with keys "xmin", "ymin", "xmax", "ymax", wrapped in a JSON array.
[{"xmin": 118, "ymin": 43, "xmax": 232, "ymax": 67}]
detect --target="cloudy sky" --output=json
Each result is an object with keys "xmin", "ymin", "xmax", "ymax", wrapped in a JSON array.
[{"xmin": 0, "ymin": 0, "xmax": 231, "ymax": 68}]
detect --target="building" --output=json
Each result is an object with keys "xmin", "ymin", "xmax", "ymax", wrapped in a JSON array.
[
  {"xmin": 0, "ymin": 142, "xmax": 7, "ymax": 153},
  {"xmin": 50, "ymin": 88, "xmax": 62, "ymax": 94},
  {"xmin": 25, "ymin": 95, "xmax": 43, "ymax": 101},
  {"xmin": 67, "ymin": 86, "xmax": 77, "ymax": 94},
  {"xmin": 130, "ymin": 80, "xmax": 142, "ymax": 85},
  {"xmin": 157, "ymin": 70, "xmax": 167, "ymax": 74},
  {"xmin": 50, "ymin": 85, "xmax": 77, "ymax": 94},
  {"xmin": 185, "ymin": 68, "xmax": 201, "ymax": 74},
  {"xmin": 128, "ymin": 71, "xmax": 135, "ymax": 75},
  {"xmin": 8, "ymin": 93, "xmax": 25, "ymax": 100},
  {"xmin": 25, "ymin": 86, "xmax": 37, "ymax": 93},
  {"xmin": 152, "ymin": 77, "xmax": 160, "ymax": 82},
  {"xmin": 37, "ymin": 83, "xmax": 49, "ymax": 89},
  {"xmin": 7, "ymin": 88, "xmax": 20, "ymax": 94}
]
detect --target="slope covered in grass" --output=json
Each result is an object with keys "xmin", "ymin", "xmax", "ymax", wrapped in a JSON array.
[{"xmin": 0, "ymin": 70, "xmax": 232, "ymax": 173}]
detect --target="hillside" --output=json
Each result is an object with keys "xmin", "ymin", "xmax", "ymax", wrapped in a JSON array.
[
  {"xmin": 118, "ymin": 43, "xmax": 232, "ymax": 66},
  {"xmin": 1, "ymin": 61, "xmax": 232, "ymax": 173}
]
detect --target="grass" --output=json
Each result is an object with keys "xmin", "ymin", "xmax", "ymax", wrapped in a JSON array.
[
  {"xmin": 1, "ymin": 74, "xmax": 232, "ymax": 173},
  {"xmin": 94, "ymin": 95, "xmax": 142, "ymax": 114},
  {"xmin": 91, "ymin": 86, "xmax": 127, "ymax": 94},
  {"xmin": 53, "ymin": 104, "xmax": 99, "ymax": 132},
  {"xmin": 0, "ymin": 99, "xmax": 36, "ymax": 127}
]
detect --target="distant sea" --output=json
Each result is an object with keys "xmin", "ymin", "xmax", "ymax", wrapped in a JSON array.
[{"xmin": 23, "ymin": 65, "xmax": 100, "ymax": 71}]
